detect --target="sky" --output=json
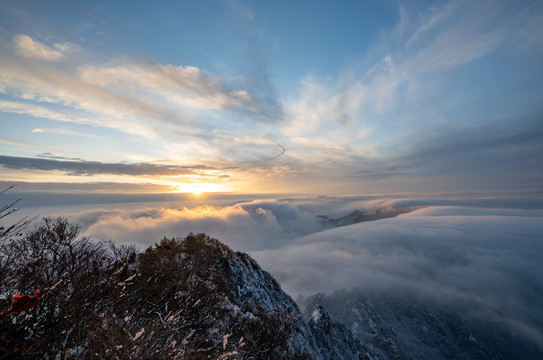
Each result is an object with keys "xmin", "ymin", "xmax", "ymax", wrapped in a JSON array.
[
  {"xmin": 1, "ymin": 0, "xmax": 543, "ymax": 348},
  {"xmin": 1, "ymin": 0, "xmax": 542, "ymax": 195}
]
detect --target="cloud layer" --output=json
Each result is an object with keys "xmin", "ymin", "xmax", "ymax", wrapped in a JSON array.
[
  {"xmin": 267, "ymin": 210, "xmax": 543, "ymax": 343},
  {"xmin": 0, "ymin": 155, "xmax": 216, "ymax": 177},
  {"xmin": 44, "ymin": 195, "xmax": 541, "ymax": 345}
]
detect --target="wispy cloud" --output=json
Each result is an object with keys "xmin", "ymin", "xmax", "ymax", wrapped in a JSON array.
[
  {"xmin": 31, "ymin": 127, "xmax": 99, "ymax": 139},
  {"xmin": 0, "ymin": 138, "xmax": 50, "ymax": 150},
  {"xmin": 403, "ymin": 3, "xmax": 507, "ymax": 74},
  {"xmin": 0, "ymin": 181, "xmax": 178, "ymax": 196},
  {"xmin": 2, "ymin": 40, "xmax": 282, "ymax": 127},
  {"xmin": 77, "ymin": 63, "xmax": 254, "ymax": 113},
  {"xmin": 13, "ymin": 34, "xmax": 77, "ymax": 61},
  {"xmin": 277, "ymin": 0, "xmax": 543, "ymax": 189},
  {"xmin": 0, "ymin": 42, "xmax": 285, "ymax": 166},
  {"xmin": 0, "ymin": 56, "xmax": 164, "ymax": 137},
  {"xmin": 226, "ymin": 0, "xmax": 254, "ymax": 21},
  {"xmin": 405, "ymin": 1, "xmax": 457, "ymax": 48},
  {"xmin": 0, "ymin": 100, "xmax": 92, "ymax": 125}
]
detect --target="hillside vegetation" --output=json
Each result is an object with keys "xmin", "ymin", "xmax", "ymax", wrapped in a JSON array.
[{"xmin": 0, "ymin": 216, "xmax": 321, "ymax": 359}]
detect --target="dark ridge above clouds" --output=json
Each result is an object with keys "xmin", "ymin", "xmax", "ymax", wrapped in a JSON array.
[{"xmin": 316, "ymin": 208, "xmax": 403, "ymax": 230}]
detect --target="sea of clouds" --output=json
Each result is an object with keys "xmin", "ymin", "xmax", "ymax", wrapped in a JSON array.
[{"xmin": 10, "ymin": 194, "xmax": 543, "ymax": 345}]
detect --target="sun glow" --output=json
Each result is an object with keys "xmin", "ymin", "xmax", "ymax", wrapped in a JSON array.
[{"xmin": 171, "ymin": 183, "xmax": 225, "ymax": 195}]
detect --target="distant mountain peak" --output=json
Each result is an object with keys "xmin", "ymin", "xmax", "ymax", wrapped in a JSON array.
[
  {"xmin": 317, "ymin": 208, "xmax": 401, "ymax": 230},
  {"xmin": 309, "ymin": 305, "xmax": 332, "ymax": 330}
]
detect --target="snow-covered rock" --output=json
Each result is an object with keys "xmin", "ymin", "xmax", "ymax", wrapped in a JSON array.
[{"xmin": 302, "ymin": 290, "xmax": 543, "ymax": 360}]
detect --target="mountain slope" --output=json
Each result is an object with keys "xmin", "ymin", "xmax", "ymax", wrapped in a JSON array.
[
  {"xmin": 302, "ymin": 290, "xmax": 543, "ymax": 360},
  {"xmin": 308, "ymin": 305, "xmax": 377, "ymax": 360},
  {"xmin": 0, "ymin": 225, "xmax": 366, "ymax": 359},
  {"xmin": 5, "ymin": 220, "xmax": 540, "ymax": 359}
]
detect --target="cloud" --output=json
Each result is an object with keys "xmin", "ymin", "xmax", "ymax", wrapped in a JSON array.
[
  {"xmin": 228, "ymin": 0, "xmax": 284, "ymax": 123},
  {"xmin": 1, "ymin": 51, "xmax": 280, "ymax": 127},
  {"xmin": 364, "ymin": 196, "xmax": 543, "ymax": 212},
  {"xmin": 79, "ymin": 205, "xmax": 275, "ymax": 250},
  {"xmin": 0, "ymin": 100, "xmax": 90, "ymax": 124},
  {"xmin": 0, "ymin": 181, "xmax": 174, "ymax": 195},
  {"xmin": 77, "ymin": 63, "xmax": 257, "ymax": 115},
  {"xmin": 405, "ymin": 1, "xmax": 457, "ymax": 48},
  {"xmin": 52, "ymin": 196, "xmax": 377, "ymax": 250},
  {"xmin": 13, "ymin": 34, "xmax": 76, "ymax": 61},
  {"xmin": 0, "ymin": 155, "xmax": 215, "ymax": 177},
  {"xmin": 0, "ymin": 137, "xmax": 51, "ymax": 150},
  {"xmin": 0, "ymin": 48, "xmax": 285, "ymax": 166},
  {"xmin": 226, "ymin": 0, "xmax": 254, "ymax": 21},
  {"xmin": 335, "ymin": 114, "xmax": 543, "ymax": 187},
  {"xmin": 49, "ymin": 194, "xmax": 543, "ymax": 344},
  {"xmin": 398, "ymin": 116, "xmax": 543, "ymax": 184},
  {"xmin": 250, "ymin": 203, "xmax": 543, "ymax": 345},
  {"xmin": 31, "ymin": 127, "xmax": 99, "ymax": 139},
  {"xmin": 74, "ymin": 199, "xmax": 324, "ymax": 250},
  {"xmin": 342, "ymin": 167, "xmax": 405, "ymax": 181},
  {"xmin": 402, "ymin": 1, "xmax": 507, "ymax": 73},
  {"xmin": 409, "ymin": 117, "xmax": 543, "ymax": 160},
  {"xmin": 0, "ymin": 56, "xmax": 165, "ymax": 138},
  {"xmin": 281, "ymin": 91, "xmax": 543, "ymax": 191},
  {"xmin": 256, "ymin": 208, "xmax": 543, "ymax": 296},
  {"xmin": 279, "ymin": 0, "xmax": 543, "ymax": 187}
]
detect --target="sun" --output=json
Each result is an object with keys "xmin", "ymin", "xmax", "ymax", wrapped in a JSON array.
[{"xmin": 191, "ymin": 189, "xmax": 202, "ymax": 196}]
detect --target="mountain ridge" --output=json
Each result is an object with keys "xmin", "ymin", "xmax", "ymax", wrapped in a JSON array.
[
  {"xmin": 317, "ymin": 208, "xmax": 401, "ymax": 230},
  {"xmin": 0, "ymin": 220, "xmax": 366, "ymax": 359}
]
